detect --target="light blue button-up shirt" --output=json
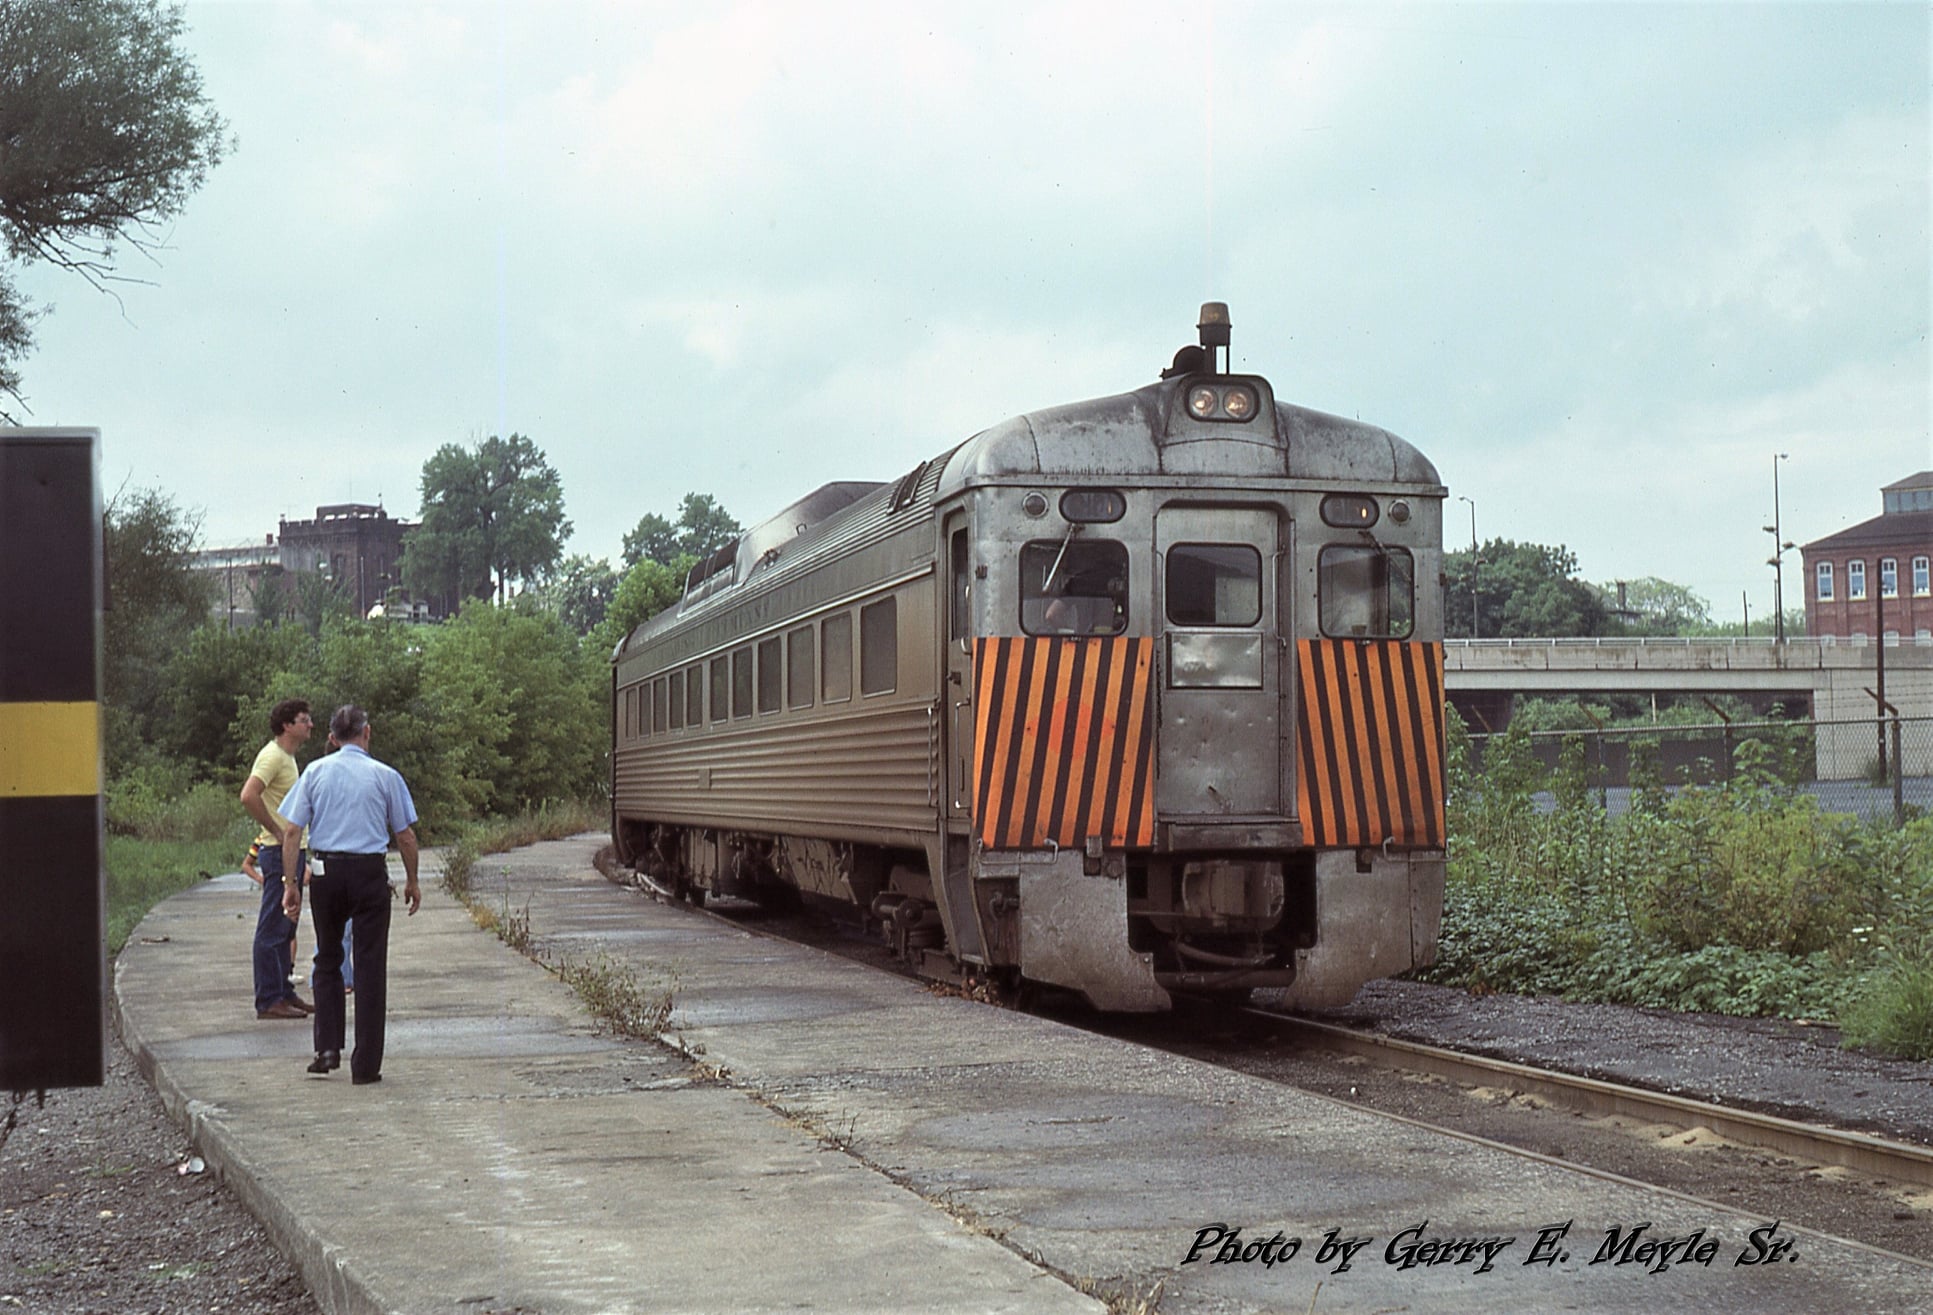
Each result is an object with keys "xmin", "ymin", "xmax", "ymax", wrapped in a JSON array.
[{"xmin": 280, "ymin": 744, "xmax": 418, "ymax": 853}]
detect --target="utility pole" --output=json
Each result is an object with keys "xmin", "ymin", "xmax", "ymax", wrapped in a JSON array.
[
  {"xmin": 1458, "ymin": 495, "xmax": 1479, "ymax": 639},
  {"xmin": 1764, "ymin": 453, "xmax": 1792, "ymax": 643}
]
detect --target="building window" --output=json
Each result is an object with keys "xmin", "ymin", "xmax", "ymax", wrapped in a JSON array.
[
  {"xmin": 1880, "ymin": 557, "xmax": 1898, "ymax": 599},
  {"xmin": 1914, "ymin": 556, "xmax": 1930, "ymax": 597},
  {"xmin": 1849, "ymin": 560, "xmax": 1866, "ymax": 600},
  {"xmin": 1816, "ymin": 561, "xmax": 1834, "ymax": 601}
]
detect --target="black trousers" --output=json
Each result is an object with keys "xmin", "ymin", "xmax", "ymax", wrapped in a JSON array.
[{"xmin": 309, "ymin": 854, "xmax": 393, "ymax": 1080}]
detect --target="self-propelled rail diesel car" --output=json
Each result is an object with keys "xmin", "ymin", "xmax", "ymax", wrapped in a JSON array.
[{"xmin": 611, "ymin": 305, "xmax": 1446, "ymax": 1010}]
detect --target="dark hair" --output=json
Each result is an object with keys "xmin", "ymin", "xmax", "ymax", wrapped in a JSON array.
[
  {"xmin": 269, "ymin": 698, "xmax": 311, "ymax": 736},
  {"xmin": 330, "ymin": 704, "xmax": 369, "ymax": 742}
]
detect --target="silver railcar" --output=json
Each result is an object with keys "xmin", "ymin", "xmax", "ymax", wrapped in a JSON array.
[{"xmin": 612, "ymin": 305, "xmax": 1446, "ymax": 1010}]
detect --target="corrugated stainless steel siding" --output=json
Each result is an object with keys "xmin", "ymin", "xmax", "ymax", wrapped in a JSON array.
[{"xmin": 614, "ymin": 700, "xmax": 936, "ymax": 840}]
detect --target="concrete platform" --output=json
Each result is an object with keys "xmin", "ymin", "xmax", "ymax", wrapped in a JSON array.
[{"xmin": 118, "ymin": 835, "xmax": 1933, "ymax": 1313}]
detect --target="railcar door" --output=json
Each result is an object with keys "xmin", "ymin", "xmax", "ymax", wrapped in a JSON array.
[{"xmin": 1155, "ymin": 506, "xmax": 1284, "ymax": 821}]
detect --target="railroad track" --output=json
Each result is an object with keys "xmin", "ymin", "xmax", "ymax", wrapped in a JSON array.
[{"xmin": 1241, "ymin": 1007, "xmax": 1933, "ymax": 1191}]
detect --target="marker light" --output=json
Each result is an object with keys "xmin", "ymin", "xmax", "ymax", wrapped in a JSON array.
[{"xmin": 1321, "ymin": 494, "xmax": 1379, "ymax": 528}]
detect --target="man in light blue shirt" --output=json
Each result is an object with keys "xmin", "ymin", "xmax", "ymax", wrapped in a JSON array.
[{"xmin": 280, "ymin": 704, "xmax": 420, "ymax": 1085}]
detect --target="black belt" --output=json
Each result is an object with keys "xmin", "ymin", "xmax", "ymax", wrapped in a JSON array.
[{"xmin": 315, "ymin": 851, "xmax": 385, "ymax": 861}]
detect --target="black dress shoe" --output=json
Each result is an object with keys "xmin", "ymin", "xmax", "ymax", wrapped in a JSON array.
[
  {"xmin": 306, "ymin": 1050, "xmax": 340, "ymax": 1074},
  {"xmin": 351, "ymin": 1073, "xmax": 381, "ymax": 1085}
]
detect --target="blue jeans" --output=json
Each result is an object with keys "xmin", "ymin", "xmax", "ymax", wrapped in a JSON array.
[
  {"xmin": 252, "ymin": 844, "xmax": 307, "ymax": 1012},
  {"xmin": 313, "ymin": 921, "xmax": 354, "ymax": 990}
]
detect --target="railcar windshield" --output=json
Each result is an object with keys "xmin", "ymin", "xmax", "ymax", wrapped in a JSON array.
[
  {"xmin": 1319, "ymin": 543, "xmax": 1414, "ymax": 638},
  {"xmin": 1020, "ymin": 539, "xmax": 1129, "ymax": 635}
]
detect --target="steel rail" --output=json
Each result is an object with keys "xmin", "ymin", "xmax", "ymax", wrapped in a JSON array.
[{"xmin": 1245, "ymin": 1008, "xmax": 1933, "ymax": 1190}]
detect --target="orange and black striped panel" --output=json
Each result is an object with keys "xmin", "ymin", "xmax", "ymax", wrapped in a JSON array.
[
  {"xmin": 973, "ymin": 636, "xmax": 1155, "ymax": 850},
  {"xmin": 1295, "ymin": 639, "xmax": 1445, "ymax": 849}
]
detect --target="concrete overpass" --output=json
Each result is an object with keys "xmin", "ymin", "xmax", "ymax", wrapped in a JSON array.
[{"xmin": 1442, "ymin": 636, "xmax": 1933, "ymax": 778}]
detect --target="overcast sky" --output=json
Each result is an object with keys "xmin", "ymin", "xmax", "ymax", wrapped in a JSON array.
[{"xmin": 16, "ymin": 1, "xmax": 1930, "ymax": 625}]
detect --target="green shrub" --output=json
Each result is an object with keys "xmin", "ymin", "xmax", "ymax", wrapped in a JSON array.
[
  {"xmin": 1635, "ymin": 787, "xmax": 1870, "ymax": 955},
  {"xmin": 1839, "ymin": 959, "xmax": 1933, "ymax": 1060}
]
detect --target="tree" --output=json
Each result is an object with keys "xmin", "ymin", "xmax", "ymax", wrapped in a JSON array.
[
  {"xmin": 421, "ymin": 605, "xmax": 604, "ymax": 811},
  {"xmin": 0, "ymin": 0, "xmax": 228, "ymax": 417},
  {"xmin": 1445, "ymin": 539, "xmax": 1608, "ymax": 639},
  {"xmin": 1596, "ymin": 576, "xmax": 1713, "ymax": 636},
  {"xmin": 622, "ymin": 491, "xmax": 741, "ymax": 569},
  {"xmin": 588, "ymin": 555, "xmax": 691, "ymax": 658},
  {"xmin": 102, "ymin": 485, "xmax": 209, "ymax": 773},
  {"xmin": 402, "ymin": 433, "xmax": 571, "ymax": 607},
  {"xmin": 520, "ymin": 552, "xmax": 620, "ymax": 636}
]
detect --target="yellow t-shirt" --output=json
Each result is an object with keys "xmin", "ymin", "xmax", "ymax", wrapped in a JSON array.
[{"xmin": 248, "ymin": 740, "xmax": 301, "ymax": 848}]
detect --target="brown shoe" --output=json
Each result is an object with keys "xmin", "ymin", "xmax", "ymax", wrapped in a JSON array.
[
  {"xmin": 256, "ymin": 1000, "xmax": 306, "ymax": 1020},
  {"xmin": 287, "ymin": 995, "xmax": 315, "ymax": 1015}
]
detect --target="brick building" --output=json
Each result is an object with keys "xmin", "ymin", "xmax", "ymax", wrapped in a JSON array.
[
  {"xmin": 1801, "ymin": 472, "xmax": 1933, "ymax": 641},
  {"xmin": 276, "ymin": 503, "xmax": 414, "ymax": 619}
]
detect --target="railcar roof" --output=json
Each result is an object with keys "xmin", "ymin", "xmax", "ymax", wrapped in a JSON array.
[{"xmin": 615, "ymin": 371, "xmax": 1439, "ymax": 662}]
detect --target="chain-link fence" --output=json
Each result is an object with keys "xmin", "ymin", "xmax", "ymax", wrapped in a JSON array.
[{"xmin": 1463, "ymin": 715, "xmax": 1933, "ymax": 824}]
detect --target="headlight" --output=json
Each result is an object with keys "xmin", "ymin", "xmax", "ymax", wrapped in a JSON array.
[{"xmin": 1184, "ymin": 383, "xmax": 1261, "ymax": 423}]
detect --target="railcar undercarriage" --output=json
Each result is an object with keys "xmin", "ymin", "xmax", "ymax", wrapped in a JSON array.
[{"xmin": 613, "ymin": 817, "xmax": 1426, "ymax": 1010}]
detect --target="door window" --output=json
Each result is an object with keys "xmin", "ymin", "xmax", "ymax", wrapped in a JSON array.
[{"xmin": 1166, "ymin": 543, "xmax": 1261, "ymax": 626}]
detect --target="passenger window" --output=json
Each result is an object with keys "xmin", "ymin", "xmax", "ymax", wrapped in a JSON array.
[
  {"xmin": 653, "ymin": 678, "xmax": 668, "ymax": 733},
  {"xmin": 1020, "ymin": 538, "xmax": 1128, "ymax": 635},
  {"xmin": 731, "ymin": 646, "xmax": 753, "ymax": 718},
  {"xmin": 1318, "ymin": 544, "xmax": 1414, "ymax": 638},
  {"xmin": 686, "ymin": 665, "xmax": 703, "ymax": 726},
  {"xmin": 822, "ymin": 612, "xmax": 853, "ymax": 703},
  {"xmin": 757, "ymin": 636, "xmax": 782, "ymax": 713},
  {"xmin": 669, "ymin": 671, "xmax": 685, "ymax": 730},
  {"xmin": 1166, "ymin": 544, "xmax": 1261, "ymax": 627},
  {"xmin": 787, "ymin": 625, "xmax": 815, "ymax": 709},
  {"xmin": 709, "ymin": 657, "xmax": 729, "ymax": 722},
  {"xmin": 860, "ymin": 597, "xmax": 897, "ymax": 695}
]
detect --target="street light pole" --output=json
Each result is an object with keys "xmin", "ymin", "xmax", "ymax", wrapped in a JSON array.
[
  {"xmin": 1457, "ymin": 495, "xmax": 1479, "ymax": 639},
  {"xmin": 1765, "ymin": 453, "xmax": 1792, "ymax": 643}
]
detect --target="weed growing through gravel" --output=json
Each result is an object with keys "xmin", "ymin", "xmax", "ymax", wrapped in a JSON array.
[{"xmin": 555, "ymin": 953, "xmax": 676, "ymax": 1039}]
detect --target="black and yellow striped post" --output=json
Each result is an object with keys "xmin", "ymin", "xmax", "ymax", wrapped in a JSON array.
[{"xmin": 0, "ymin": 428, "xmax": 105, "ymax": 1090}]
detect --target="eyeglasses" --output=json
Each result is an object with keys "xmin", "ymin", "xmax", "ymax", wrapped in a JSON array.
[{"xmin": 295, "ymin": 716, "xmax": 314, "ymax": 726}]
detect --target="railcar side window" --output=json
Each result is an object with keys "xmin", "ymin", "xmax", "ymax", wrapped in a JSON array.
[
  {"xmin": 1166, "ymin": 544, "xmax": 1261, "ymax": 626},
  {"xmin": 731, "ymin": 646, "xmax": 753, "ymax": 718},
  {"xmin": 686, "ymin": 665, "xmax": 703, "ymax": 725},
  {"xmin": 950, "ymin": 529, "xmax": 970, "ymax": 642},
  {"xmin": 1020, "ymin": 539, "xmax": 1128, "ymax": 635},
  {"xmin": 822, "ymin": 612, "xmax": 853, "ymax": 703},
  {"xmin": 653, "ymin": 678, "xmax": 668, "ymax": 733},
  {"xmin": 860, "ymin": 598, "xmax": 898, "ymax": 695},
  {"xmin": 709, "ymin": 657, "xmax": 729, "ymax": 722},
  {"xmin": 787, "ymin": 625, "xmax": 814, "ymax": 709},
  {"xmin": 1318, "ymin": 544, "xmax": 1414, "ymax": 638},
  {"xmin": 669, "ymin": 671, "xmax": 685, "ymax": 730},
  {"xmin": 756, "ymin": 636, "xmax": 782, "ymax": 713}
]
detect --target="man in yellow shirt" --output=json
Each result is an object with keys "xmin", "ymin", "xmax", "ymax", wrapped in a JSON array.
[{"xmin": 241, "ymin": 698, "xmax": 315, "ymax": 1019}]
